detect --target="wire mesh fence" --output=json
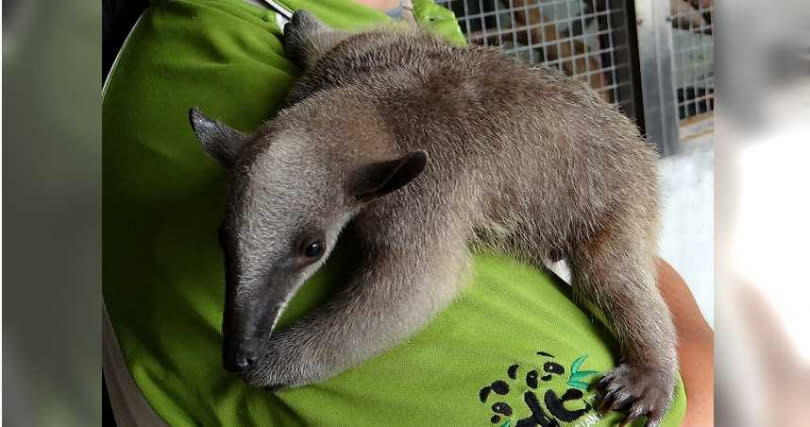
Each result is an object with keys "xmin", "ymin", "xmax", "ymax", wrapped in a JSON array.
[
  {"xmin": 435, "ymin": 0, "xmax": 640, "ymax": 121},
  {"xmin": 669, "ymin": 0, "xmax": 714, "ymax": 136},
  {"xmin": 436, "ymin": 0, "xmax": 716, "ymax": 145}
]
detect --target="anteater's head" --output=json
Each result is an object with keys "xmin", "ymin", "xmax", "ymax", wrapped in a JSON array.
[{"xmin": 188, "ymin": 99, "xmax": 427, "ymax": 375}]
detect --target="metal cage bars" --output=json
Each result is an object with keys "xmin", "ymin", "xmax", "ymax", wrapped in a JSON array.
[{"xmin": 434, "ymin": 0, "xmax": 715, "ymax": 156}]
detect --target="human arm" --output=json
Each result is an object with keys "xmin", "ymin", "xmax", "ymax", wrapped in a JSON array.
[{"xmin": 656, "ymin": 259, "xmax": 714, "ymax": 426}]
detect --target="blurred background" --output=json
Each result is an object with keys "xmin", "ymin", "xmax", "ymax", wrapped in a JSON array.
[
  {"xmin": 714, "ymin": 0, "xmax": 810, "ymax": 425},
  {"xmin": 3, "ymin": 1, "xmax": 100, "ymax": 426},
  {"xmin": 2, "ymin": 0, "xmax": 809, "ymax": 425}
]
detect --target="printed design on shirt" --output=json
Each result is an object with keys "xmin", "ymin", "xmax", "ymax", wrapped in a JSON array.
[{"xmin": 478, "ymin": 351, "xmax": 602, "ymax": 426}]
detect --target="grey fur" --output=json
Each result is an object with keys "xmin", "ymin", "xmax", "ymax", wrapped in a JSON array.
[{"xmin": 189, "ymin": 11, "xmax": 677, "ymax": 425}]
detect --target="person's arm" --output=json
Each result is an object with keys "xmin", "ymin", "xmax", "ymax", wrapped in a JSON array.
[
  {"xmin": 356, "ymin": 0, "xmax": 400, "ymax": 10},
  {"xmin": 656, "ymin": 259, "xmax": 714, "ymax": 426}
]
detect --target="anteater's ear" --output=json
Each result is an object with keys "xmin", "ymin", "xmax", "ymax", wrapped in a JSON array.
[
  {"xmin": 351, "ymin": 151, "xmax": 429, "ymax": 201},
  {"xmin": 188, "ymin": 107, "xmax": 249, "ymax": 168}
]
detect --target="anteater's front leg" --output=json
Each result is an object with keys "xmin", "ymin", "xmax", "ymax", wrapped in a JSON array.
[
  {"xmin": 569, "ymin": 221, "xmax": 677, "ymax": 427},
  {"xmin": 243, "ymin": 224, "xmax": 469, "ymax": 389}
]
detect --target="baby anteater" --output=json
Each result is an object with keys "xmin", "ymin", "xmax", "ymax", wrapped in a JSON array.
[{"xmin": 188, "ymin": 11, "xmax": 677, "ymax": 426}]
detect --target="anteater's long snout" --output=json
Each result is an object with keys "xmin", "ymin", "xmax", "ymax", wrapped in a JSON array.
[
  {"xmin": 222, "ymin": 306, "xmax": 278, "ymax": 373},
  {"xmin": 221, "ymin": 280, "xmax": 291, "ymax": 373}
]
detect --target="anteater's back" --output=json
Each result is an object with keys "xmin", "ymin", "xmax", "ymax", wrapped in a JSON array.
[{"xmin": 284, "ymin": 29, "xmax": 658, "ymax": 255}]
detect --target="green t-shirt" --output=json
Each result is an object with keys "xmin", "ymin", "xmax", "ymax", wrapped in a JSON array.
[{"xmin": 102, "ymin": 0, "xmax": 686, "ymax": 425}]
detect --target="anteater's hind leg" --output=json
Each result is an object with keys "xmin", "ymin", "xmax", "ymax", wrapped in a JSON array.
[{"xmin": 568, "ymin": 221, "xmax": 677, "ymax": 427}]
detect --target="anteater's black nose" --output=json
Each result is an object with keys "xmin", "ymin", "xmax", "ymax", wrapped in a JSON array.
[
  {"xmin": 229, "ymin": 353, "xmax": 256, "ymax": 372},
  {"xmin": 223, "ymin": 339, "xmax": 259, "ymax": 372}
]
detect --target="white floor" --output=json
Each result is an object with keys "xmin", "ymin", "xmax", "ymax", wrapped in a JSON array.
[{"xmin": 658, "ymin": 133, "xmax": 714, "ymax": 326}]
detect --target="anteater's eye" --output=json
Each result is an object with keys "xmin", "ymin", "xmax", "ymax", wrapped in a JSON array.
[{"xmin": 303, "ymin": 240, "xmax": 324, "ymax": 259}]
